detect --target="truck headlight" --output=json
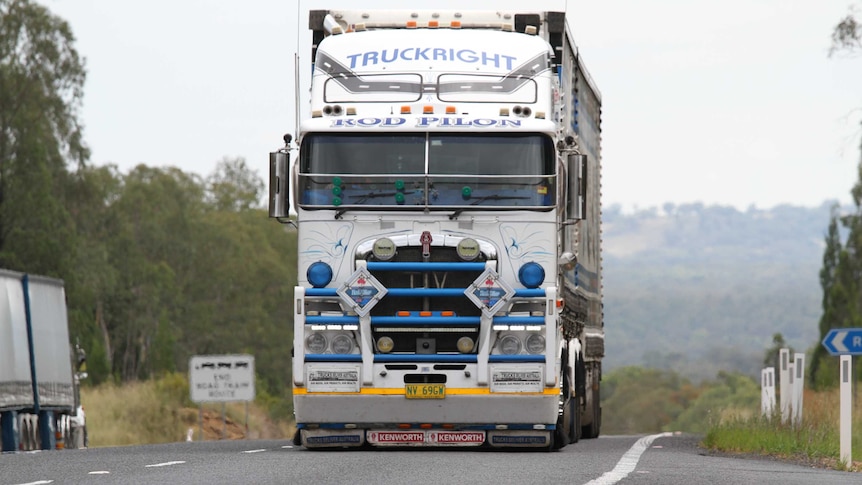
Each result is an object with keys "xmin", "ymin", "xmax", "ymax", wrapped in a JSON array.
[
  {"xmin": 331, "ymin": 334, "xmax": 355, "ymax": 354},
  {"xmin": 306, "ymin": 333, "xmax": 327, "ymax": 353},
  {"xmin": 499, "ymin": 335, "xmax": 521, "ymax": 355},
  {"xmin": 525, "ymin": 334, "xmax": 545, "ymax": 354}
]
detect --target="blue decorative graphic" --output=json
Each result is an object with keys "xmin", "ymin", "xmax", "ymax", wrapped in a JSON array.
[
  {"xmin": 300, "ymin": 223, "xmax": 352, "ymax": 266},
  {"xmin": 500, "ymin": 224, "xmax": 554, "ymax": 262}
]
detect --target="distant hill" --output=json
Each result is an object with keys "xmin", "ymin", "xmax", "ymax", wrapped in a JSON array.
[{"xmin": 601, "ymin": 201, "xmax": 841, "ymax": 380}]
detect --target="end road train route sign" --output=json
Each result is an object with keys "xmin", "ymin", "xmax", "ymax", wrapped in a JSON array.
[
  {"xmin": 189, "ymin": 354, "xmax": 255, "ymax": 403},
  {"xmin": 821, "ymin": 328, "xmax": 862, "ymax": 356}
]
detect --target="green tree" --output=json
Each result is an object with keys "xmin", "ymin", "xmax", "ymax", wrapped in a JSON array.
[
  {"xmin": 811, "ymin": 3, "xmax": 862, "ymax": 388},
  {"xmin": 206, "ymin": 157, "xmax": 264, "ymax": 212},
  {"xmin": 96, "ymin": 165, "xmax": 206, "ymax": 381},
  {"xmin": 0, "ymin": 0, "xmax": 88, "ymax": 274},
  {"xmin": 810, "ymin": 208, "xmax": 844, "ymax": 387},
  {"xmin": 670, "ymin": 371, "xmax": 760, "ymax": 433},
  {"xmin": 184, "ymin": 161, "xmax": 295, "ymax": 401},
  {"xmin": 180, "ymin": 210, "xmax": 294, "ymax": 396},
  {"xmin": 64, "ymin": 164, "xmax": 125, "ymax": 384},
  {"xmin": 601, "ymin": 366, "xmax": 699, "ymax": 434},
  {"xmin": 763, "ymin": 333, "xmax": 793, "ymax": 370}
]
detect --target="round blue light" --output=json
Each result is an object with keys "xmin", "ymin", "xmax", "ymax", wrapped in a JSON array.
[
  {"xmin": 518, "ymin": 262, "xmax": 545, "ymax": 289},
  {"xmin": 307, "ymin": 262, "xmax": 333, "ymax": 288}
]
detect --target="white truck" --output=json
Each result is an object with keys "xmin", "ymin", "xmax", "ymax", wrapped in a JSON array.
[
  {"xmin": 1, "ymin": 269, "xmax": 87, "ymax": 451},
  {"xmin": 270, "ymin": 9, "xmax": 603, "ymax": 449}
]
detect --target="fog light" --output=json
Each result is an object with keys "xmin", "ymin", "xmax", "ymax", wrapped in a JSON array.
[
  {"xmin": 377, "ymin": 336, "xmax": 394, "ymax": 353},
  {"xmin": 457, "ymin": 336, "xmax": 475, "ymax": 353}
]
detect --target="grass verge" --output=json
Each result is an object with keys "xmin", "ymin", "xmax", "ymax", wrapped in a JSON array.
[{"xmin": 703, "ymin": 388, "xmax": 862, "ymax": 471}]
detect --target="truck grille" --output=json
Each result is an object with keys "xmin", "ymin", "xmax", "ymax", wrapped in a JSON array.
[
  {"xmin": 373, "ymin": 326, "xmax": 480, "ymax": 353},
  {"xmin": 366, "ymin": 246, "xmax": 487, "ymax": 355},
  {"xmin": 367, "ymin": 246, "xmax": 486, "ymax": 318}
]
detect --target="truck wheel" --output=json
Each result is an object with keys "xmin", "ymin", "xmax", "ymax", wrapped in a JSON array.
[
  {"xmin": 569, "ymin": 395, "xmax": 581, "ymax": 444},
  {"xmin": 581, "ymin": 386, "xmax": 601, "ymax": 439},
  {"xmin": 553, "ymin": 352, "xmax": 574, "ymax": 450},
  {"xmin": 546, "ymin": 429, "xmax": 558, "ymax": 452}
]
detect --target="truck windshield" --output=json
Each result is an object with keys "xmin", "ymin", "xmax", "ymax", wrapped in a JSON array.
[{"xmin": 299, "ymin": 133, "xmax": 554, "ymax": 209}]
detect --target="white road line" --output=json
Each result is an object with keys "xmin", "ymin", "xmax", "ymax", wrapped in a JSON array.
[
  {"xmin": 15, "ymin": 481, "xmax": 53, "ymax": 485},
  {"xmin": 145, "ymin": 460, "xmax": 186, "ymax": 468},
  {"xmin": 585, "ymin": 432, "xmax": 674, "ymax": 485},
  {"xmin": 242, "ymin": 449, "xmax": 267, "ymax": 454},
  {"xmin": 281, "ymin": 445, "xmax": 293, "ymax": 449},
  {"xmin": 88, "ymin": 471, "xmax": 110, "ymax": 475}
]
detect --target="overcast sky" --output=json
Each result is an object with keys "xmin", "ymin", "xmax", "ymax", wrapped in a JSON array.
[{"xmin": 47, "ymin": 0, "xmax": 862, "ymax": 211}]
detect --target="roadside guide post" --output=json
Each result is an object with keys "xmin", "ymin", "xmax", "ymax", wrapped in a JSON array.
[
  {"xmin": 792, "ymin": 353, "xmax": 805, "ymax": 427},
  {"xmin": 779, "ymin": 349, "xmax": 790, "ymax": 424},
  {"xmin": 821, "ymin": 328, "xmax": 862, "ymax": 466},
  {"xmin": 760, "ymin": 367, "xmax": 775, "ymax": 417},
  {"xmin": 840, "ymin": 355, "xmax": 851, "ymax": 466}
]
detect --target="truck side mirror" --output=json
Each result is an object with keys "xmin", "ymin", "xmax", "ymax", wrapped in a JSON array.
[
  {"xmin": 567, "ymin": 154, "xmax": 587, "ymax": 220},
  {"xmin": 269, "ymin": 146, "xmax": 291, "ymax": 218}
]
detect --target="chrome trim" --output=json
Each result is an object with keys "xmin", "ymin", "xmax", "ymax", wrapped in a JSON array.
[{"xmin": 355, "ymin": 233, "xmax": 498, "ymax": 260}]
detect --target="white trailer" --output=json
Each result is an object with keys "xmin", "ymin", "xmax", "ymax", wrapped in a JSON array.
[
  {"xmin": 0, "ymin": 270, "xmax": 87, "ymax": 451},
  {"xmin": 270, "ymin": 9, "xmax": 603, "ymax": 449}
]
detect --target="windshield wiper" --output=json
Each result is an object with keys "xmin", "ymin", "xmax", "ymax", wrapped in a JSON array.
[
  {"xmin": 334, "ymin": 190, "xmax": 399, "ymax": 219},
  {"xmin": 448, "ymin": 194, "xmax": 531, "ymax": 219}
]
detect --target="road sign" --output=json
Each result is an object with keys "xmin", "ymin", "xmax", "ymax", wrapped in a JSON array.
[
  {"xmin": 189, "ymin": 354, "xmax": 255, "ymax": 403},
  {"xmin": 821, "ymin": 328, "xmax": 862, "ymax": 356}
]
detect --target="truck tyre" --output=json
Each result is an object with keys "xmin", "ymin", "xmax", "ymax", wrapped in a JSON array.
[
  {"xmin": 562, "ymin": 355, "xmax": 581, "ymax": 445},
  {"xmin": 569, "ymin": 392, "xmax": 581, "ymax": 444},
  {"xmin": 581, "ymin": 385, "xmax": 601, "ymax": 439},
  {"xmin": 554, "ymin": 350, "xmax": 574, "ymax": 449}
]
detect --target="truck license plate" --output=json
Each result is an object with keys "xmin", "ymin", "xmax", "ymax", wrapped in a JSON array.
[{"xmin": 405, "ymin": 383, "xmax": 445, "ymax": 399}]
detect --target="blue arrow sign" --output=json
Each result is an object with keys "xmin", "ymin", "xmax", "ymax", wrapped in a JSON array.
[{"xmin": 822, "ymin": 328, "xmax": 862, "ymax": 356}]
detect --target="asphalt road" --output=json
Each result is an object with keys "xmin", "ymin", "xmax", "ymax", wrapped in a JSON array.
[{"xmin": 1, "ymin": 434, "xmax": 855, "ymax": 485}]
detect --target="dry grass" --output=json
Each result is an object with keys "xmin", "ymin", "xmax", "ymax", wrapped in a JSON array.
[{"xmin": 81, "ymin": 374, "xmax": 294, "ymax": 447}]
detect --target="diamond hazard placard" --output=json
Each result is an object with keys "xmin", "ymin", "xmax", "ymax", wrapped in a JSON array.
[
  {"xmin": 465, "ymin": 268, "xmax": 514, "ymax": 316},
  {"xmin": 337, "ymin": 267, "xmax": 387, "ymax": 317}
]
